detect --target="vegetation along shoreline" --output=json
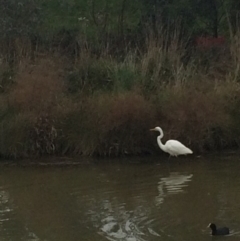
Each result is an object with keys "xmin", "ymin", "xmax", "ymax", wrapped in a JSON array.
[{"xmin": 1, "ymin": 0, "xmax": 240, "ymax": 160}]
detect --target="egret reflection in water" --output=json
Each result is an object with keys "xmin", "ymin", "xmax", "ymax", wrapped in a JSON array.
[{"xmin": 155, "ymin": 172, "xmax": 193, "ymax": 206}]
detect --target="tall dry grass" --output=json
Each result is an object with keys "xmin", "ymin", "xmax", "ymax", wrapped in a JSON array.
[
  {"xmin": 59, "ymin": 91, "xmax": 155, "ymax": 156},
  {"xmin": 8, "ymin": 56, "xmax": 65, "ymax": 114},
  {"xmin": 139, "ymin": 28, "xmax": 197, "ymax": 90},
  {"xmin": 0, "ymin": 26, "xmax": 240, "ymax": 158}
]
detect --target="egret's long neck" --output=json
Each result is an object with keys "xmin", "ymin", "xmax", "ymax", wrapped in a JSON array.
[{"xmin": 157, "ymin": 128, "xmax": 167, "ymax": 151}]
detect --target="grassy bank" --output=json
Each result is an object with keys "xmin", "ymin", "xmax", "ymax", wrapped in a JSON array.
[{"xmin": 1, "ymin": 30, "xmax": 240, "ymax": 159}]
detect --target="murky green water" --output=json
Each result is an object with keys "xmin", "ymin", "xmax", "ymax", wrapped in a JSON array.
[{"xmin": 0, "ymin": 154, "xmax": 240, "ymax": 241}]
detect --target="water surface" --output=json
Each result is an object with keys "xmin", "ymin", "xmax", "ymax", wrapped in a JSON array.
[{"xmin": 0, "ymin": 154, "xmax": 240, "ymax": 241}]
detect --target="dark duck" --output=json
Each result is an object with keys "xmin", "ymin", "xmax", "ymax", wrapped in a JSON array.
[{"xmin": 208, "ymin": 223, "xmax": 229, "ymax": 235}]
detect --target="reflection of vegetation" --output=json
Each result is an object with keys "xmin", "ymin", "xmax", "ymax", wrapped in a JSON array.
[{"xmin": 0, "ymin": 0, "xmax": 240, "ymax": 158}]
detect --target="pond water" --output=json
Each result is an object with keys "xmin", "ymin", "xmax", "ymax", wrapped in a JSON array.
[{"xmin": 0, "ymin": 154, "xmax": 240, "ymax": 241}]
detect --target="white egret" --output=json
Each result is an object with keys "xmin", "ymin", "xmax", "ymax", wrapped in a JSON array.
[{"xmin": 150, "ymin": 127, "xmax": 193, "ymax": 157}]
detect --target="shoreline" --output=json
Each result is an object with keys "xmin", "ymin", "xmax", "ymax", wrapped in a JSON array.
[{"xmin": 0, "ymin": 150, "xmax": 239, "ymax": 166}]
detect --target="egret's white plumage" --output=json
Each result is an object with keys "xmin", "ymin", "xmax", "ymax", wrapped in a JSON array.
[{"xmin": 150, "ymin": 126, "xmax": 193, "ymax": 157}]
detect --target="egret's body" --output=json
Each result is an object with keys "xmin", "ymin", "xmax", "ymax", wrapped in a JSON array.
[{"xmin": 150, "ymin": 127, "xmax": 193, "ymax": 157}]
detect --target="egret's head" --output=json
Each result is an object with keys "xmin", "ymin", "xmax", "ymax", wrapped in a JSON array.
[{"xmin": 150, "ymin": 127, "xmax": 159, "ymax": 131}]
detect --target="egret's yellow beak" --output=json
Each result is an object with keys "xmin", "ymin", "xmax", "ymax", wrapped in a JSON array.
[{"xmin": 150, "ymin": 128, "xmax": 156, "ymax": 131}]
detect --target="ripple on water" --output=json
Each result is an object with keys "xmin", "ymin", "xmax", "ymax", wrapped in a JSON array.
[
  {"xmin": 0, "ymin": 190, "xmax": 13, "ymax": 221},
  {"xmin": 82, "ymin": 170, "xmax": 194, "ymax": 241},
  {"xmin": 100, "ymin": 216, "xmax": 148, "ymax": 241}
]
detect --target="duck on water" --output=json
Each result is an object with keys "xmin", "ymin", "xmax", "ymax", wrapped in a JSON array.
[{"xmin": 208, "ymin": 223, "xmax": 230, "ymax": 236}]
